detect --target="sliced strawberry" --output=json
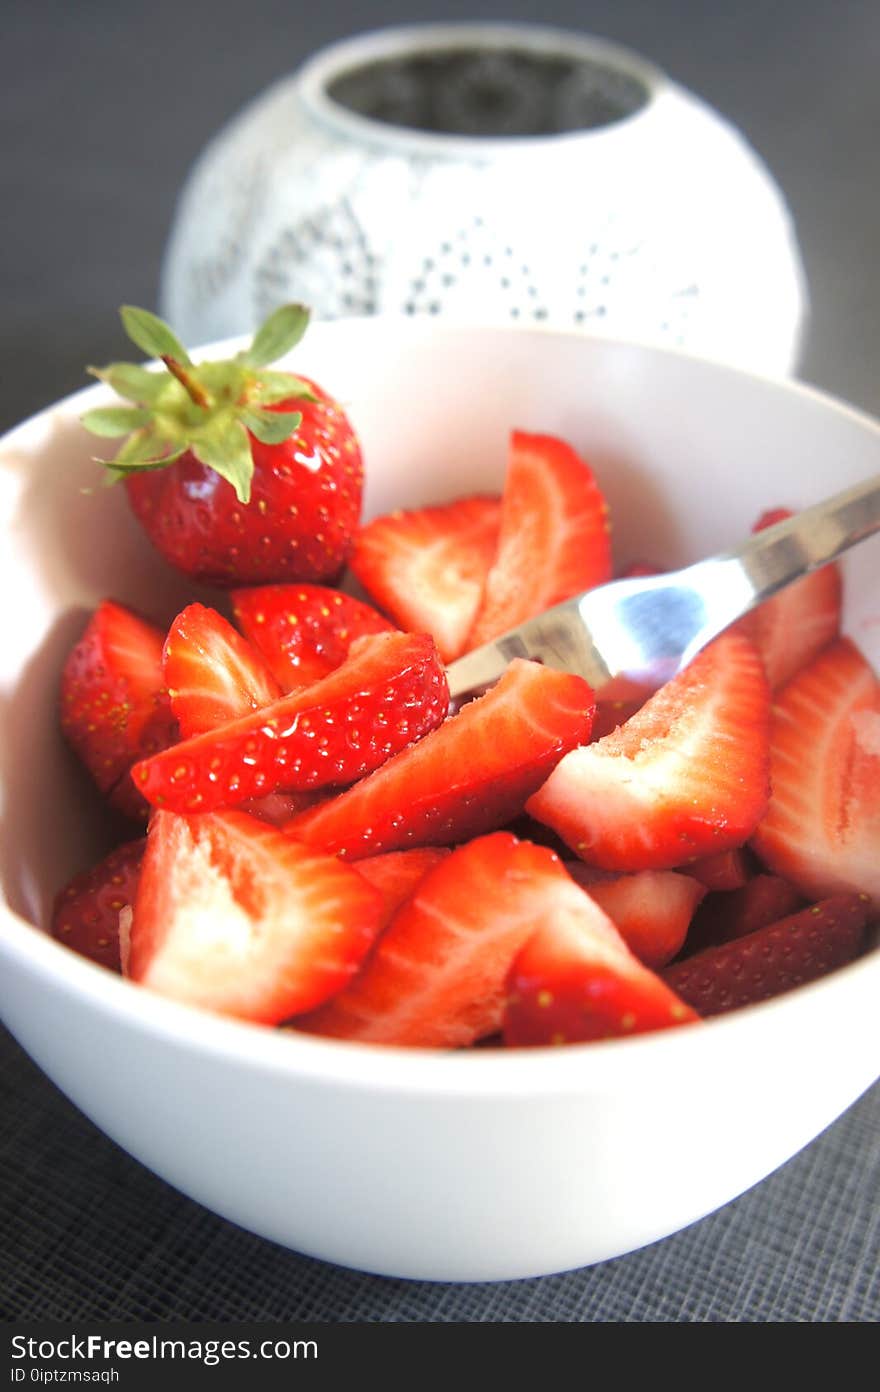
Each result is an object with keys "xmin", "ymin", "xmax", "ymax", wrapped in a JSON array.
[
  {"xmin": 685, "ymin": 873, "xmax": 805, "ymax": 953},
  {"xmin": 738, "ymin": 507, "xmax": 842, "ymax": 690},
  {"xmin": 127, "ymin": 809, "xmax": 385, "ymax": 1023},
  {"xmin": 164, "ymin": 603, "xmax": 282, "ymax": 737},
  {"xmin": 348, "ymin": 496, "xmax": 501, "ymax": 663},
  {"xmin": 503, "ymin": 887, "xmax": 700, "ymax": 1047},
  {"xmin": 467, "ymin": 431, "xmax": 612, "ymax": 650},
  {"xmin": 60, "ymin": 599, "xmax": 178, "ymax": 818},
  {"xmin": 663, "ymin": 894, "xmax": 869, "ymax": 1016},
  {"xmin": 231, "ymin": 583, "xmax": 395, "ymax": 691},
  {"xmin": 285, "ymin": 659, "xmax": 595, "ymax": 860},
  {"xmin": 526, "ymin": 632, "xmax": 771, "ymax": 871},
  {"xmin": 132, "ymin": 630, "xmax": 449, "ymax": 814},
  {"xmin": 750, "ymin": 637, "xmax": 880, "ymax": 907},
  {"xmin": 565, "ymin": 867, "xmax": 706, "ymax": 969},
  {"xmin": 685, "ymin": 847, "xmax": 756, "ymax": 893},
  {"xmin": 50, "ymin": 837, "xmax": 145, "ymax": 972},
  {"xmin": 354, "ymin": 847, "xmax": 452, "ymax": 921},
  {"xmin": 297, "ymin": 833, "xmax": 601, "ymax": 1047}
]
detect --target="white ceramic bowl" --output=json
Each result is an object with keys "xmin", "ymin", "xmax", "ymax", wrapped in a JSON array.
[{"xmin": 1, "ymin": 319, "xmax": 878, "ymax": 1282}]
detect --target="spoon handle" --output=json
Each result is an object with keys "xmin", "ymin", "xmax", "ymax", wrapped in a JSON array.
[
  {"xmin": 676, "ymin": 472, "xmax": 880, "ymax": 665},
  {"xmin": 728, "ymin": 471, "xmax": 880, "ymax": 599}
]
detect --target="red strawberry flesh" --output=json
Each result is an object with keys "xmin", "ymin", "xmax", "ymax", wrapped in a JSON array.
[
  {"xmin": 663, "ymin": 894, "xmax": 870, "ymax": 1016},
  {"xmin": 751, "ymin": 637, "xmax": 880, "ymax": 908},
  {"xmin": 298, "ymin": 833, "xmax": 597, "ymax": 1047},
  {"xmin": 685, "ymin": 873, "xmax": 805, "ymax": 953},
  {"xmin": 526, "ymin": 632, "xmax": 771, "ymax": 871},
  {"xmin": 285, "ymin": 658, "xmax": 596, "ymax": 860},
  {"xmin": 231, "ymin": 582, "xmax": 395, "ymax": 691},
  {"xmin": 503, "ymin": 877, "xmax": 700, "ymax": 1047},
  {"xmin": 686, "ymin": 847, "xmax": 755, "ymax": 893},
  {"xmin": 467, "ymin": 430, "xmax": 612, "ymax": 650},
  {"xmin": 349, "ymin": 495, "xmax": 502, "ymax": 662},
  {"xmin": 59, "ymin": 599, "xmax": 178, "ymax": 818},
  {"xmin": 128, "ymin": 809, "xmax": 385, "ymax": 1023},
  {"xmin": 132, "ymin": 630, "xmax": 449, "ymax": 814},
  {"xmin": 353, "ymin": 847, "xmax": 452, "ymax": 922},
  {"xmin": 567, "ymin": 868, "xmax": 706, "ymax": 969},
  {"xmin": 51, "ymin": 838, "xmax": 145, "ymax": 972},
  {"xmin": 164, "ymin": 602, "xmax": 282, "ymax": 737}
]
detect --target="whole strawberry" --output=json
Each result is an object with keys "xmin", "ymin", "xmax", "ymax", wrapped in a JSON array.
[{"xmin": 82, "ymin": 304, "xmax": 363, "ymax": 585}]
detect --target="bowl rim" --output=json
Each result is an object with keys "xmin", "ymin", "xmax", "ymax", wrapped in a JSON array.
[
  {"xmin": 3, "ymin": 904, "xmax": 878, "ymax": 1097},
  {"xmin": 2, "ymin": 314, "xmax": 879, "ymax": 1099}
]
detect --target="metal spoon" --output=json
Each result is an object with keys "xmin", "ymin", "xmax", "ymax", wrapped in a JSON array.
[{"xmin": 445, "ymin": 472, "xmax": 880, "ymax": 702}]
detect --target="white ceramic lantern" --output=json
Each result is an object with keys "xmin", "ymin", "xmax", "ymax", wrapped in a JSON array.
[{"xmin": 161, "ymin": 23, "xmax": 807, "ymax": 377}]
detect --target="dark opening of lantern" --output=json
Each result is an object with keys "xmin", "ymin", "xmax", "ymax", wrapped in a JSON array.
[{"xmin": 325, "ymin": 46, "xmax": 650, "ymax": 138}]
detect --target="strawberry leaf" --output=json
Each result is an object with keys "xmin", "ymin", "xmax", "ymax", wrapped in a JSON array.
[
  {"xmin": 108, "ymin": 429, "xmax": 185, "ymax": 471},
  {"xmin": 191, "ymin": 420, "xmax": 254, "ymax": 503},
  {"xmin": 240, "ymin": 408, "xmax": 303, "ymax": 445},
  {"xmin": 120, "ymin": 306, "xmax": 192, "ymax": 366},
  {"xmin": 81, "ymin": 406, "xmax": 154, "ymax": 438},
  {"xmin": 88, "ymin": 362, "xmax": 170, "ymax": 405},
  {"xmin": 252, "ymin": 370, "xmax": 318, "ymax": 405},
  {"xmin": 105, "ymin": 447, "xmax": 187, "ymax": 480},
  {"xmin": 239, "ymin": 303, "xmax": 310, "ymax": 369}
]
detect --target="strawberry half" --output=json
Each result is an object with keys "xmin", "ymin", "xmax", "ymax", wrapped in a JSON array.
[
  {"xmin": 565, "ymin": 867, "xmax": 706, "ymax": 968},
  {"xmin": 51, "ymin": 837, "xmax": 145, "ymax": 972},
  {"xmin": 83, "ymin": 304, "xmax": 362, "ymax": 586},
  {"xmin": 663, "ymin": 894, "xmax": 870, "ymax": 1016},
  {"xmin": 60, "ymin": 599, "xmax": 178, "ymax": 818},
  {"xmin": 163, "ymin": 603, "xmax": 282, "ymax": 737},
  {"xmin": 467, "ymin": 431, "xmax": 612, "ymax": 650},
  {"xmin": 285, "ymin": 658, "xmax": 595, "ymax": 860},
  {"xmin": 750, "ymin": 637, "xmax": 880, "ymax": 907},
  {"xmin": 349, "ymin": 495, "xmax": 502, "ymax": 662},
  {"xmin": 298, "ymin": 833, "xmax": 596, "ymax": 1048},
  {"xmin": 127, "ymin": 809, "xmax": 385, "ymax": 1023},
  {"xmin": 231, "ymin": 582, "xmax": 395, "ymax": 691},
  {"xmin": 527, "ymin": 632, "xmax": 771, "ymax": 871},
  {"xmin": 132, "ymin": 630, "xmax": 449, "ymax": 814},
  {"xmin": 738, "ymin": 508, "xmax": 842, "ymax": 690},
  {"xmin": 503, "ymin": 880, "xmax": 700, "ymax": 1047}
]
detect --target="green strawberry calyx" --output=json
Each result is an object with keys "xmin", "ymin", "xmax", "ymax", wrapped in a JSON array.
[{"xmin": 81, "ymin": 303, "xmax": 316, "ymax": 504}]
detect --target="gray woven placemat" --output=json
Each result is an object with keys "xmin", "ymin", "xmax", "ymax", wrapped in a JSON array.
[{"xmin": 1, "ymin": 1026, "xmax": 877, "ymax": 1322}]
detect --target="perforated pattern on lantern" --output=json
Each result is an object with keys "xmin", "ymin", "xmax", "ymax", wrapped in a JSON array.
[
  {"xmin": 402, "ymin": 218, "xmax": 551, "ymax": 321},
  {"xmin": 249, "ymin": 199, "xmax": 703, "ymax": 346},
  {"xmin": 253, "ymin": 198, "xmax": 378, "ymax": 324}
]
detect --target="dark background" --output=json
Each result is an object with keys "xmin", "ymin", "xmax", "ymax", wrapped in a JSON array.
[{"xmin": 2, "ymin": 0, "xmax": 879, "ymax": 1323}]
